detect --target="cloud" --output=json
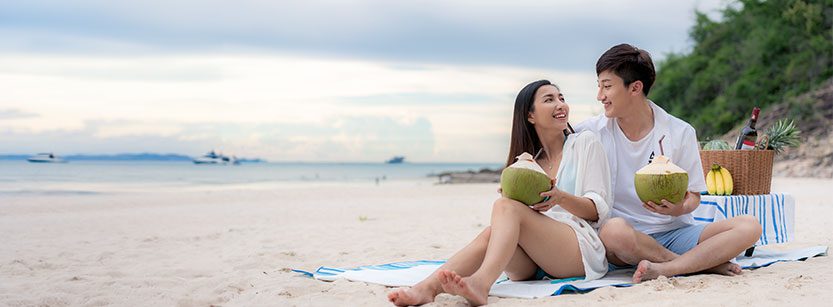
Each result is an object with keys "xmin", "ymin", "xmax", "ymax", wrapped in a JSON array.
[
  {"xmin": 344, "ymin": 93, "xmax": 497, "ymax": 106},
  {"xmin": 0, "ymin": 53, "xmax": 561, "ymax": 127},
  {"xmin": 0, "ymin": 109, "xmax": 38, "ymax": 120},
  {"xmin": 0, "ymin": 1, "xmax": 728, "ymax": 162},
  {"xmin": 0, "ymin": 0, "xmax": 729, "ymax": 70},
  {"xmin": 237, "ymin": 116, "xmax": 437, "ymax": 162},
  {"xmin": 0, "ymin": 115, "xmax": 441, "ymax": 162},
  {"xmin": 0, "ymin": 53, "xmax": 604, "ymax": 162}
]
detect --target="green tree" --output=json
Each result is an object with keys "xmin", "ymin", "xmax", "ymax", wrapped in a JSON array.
[{"xmin": 650, "ymin": 0, "xmax": 833, "ymax": 138}]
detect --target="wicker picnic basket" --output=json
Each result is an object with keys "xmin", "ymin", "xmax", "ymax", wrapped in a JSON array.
[{"xmin": 699, "ymin": 150, "xmax": 775, "ymax": 195}]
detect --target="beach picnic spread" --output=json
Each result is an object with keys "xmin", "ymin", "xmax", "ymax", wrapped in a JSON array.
[
  {"xmin": 296, "ymin": 245, "xmax": 827, "ymax": 298},
  {"xmin": 297, "ymin": 192, "xmax": 825, "ymax": 298}
]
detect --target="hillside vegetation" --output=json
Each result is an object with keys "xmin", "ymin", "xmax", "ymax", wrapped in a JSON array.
[{"xmin": 650, "ymin": 0, "xmax": 833, "ymax": 139}]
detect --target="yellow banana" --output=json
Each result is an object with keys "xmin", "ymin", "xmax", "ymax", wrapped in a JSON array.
[
  {"xmin": 719, "ymin": 166, "xmax": 734, "ymax": 195},
  {"xmin": 706, "ymin": 169, "xmax": 717, "ymax": 195},
  {"xmin": 713, "ymin": 164, "xmax": 725, "ymax": 195}
]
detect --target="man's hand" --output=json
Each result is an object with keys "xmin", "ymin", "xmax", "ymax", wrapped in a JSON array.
[{"xmin": 643, "ymin": 192, "xmax": 697, "ymax": 216}]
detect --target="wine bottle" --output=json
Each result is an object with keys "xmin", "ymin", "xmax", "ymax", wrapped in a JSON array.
[{"xmin": 735, "ymin": 107, "xmax": 760, "ymax": 150}]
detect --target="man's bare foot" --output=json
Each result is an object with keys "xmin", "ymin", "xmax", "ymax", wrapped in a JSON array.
[
  {"xmin": 703, "ymin": 262, "xmax": 742, "ymax": 276},
  {"xmin": 633, "ymin": 260, "xmax": 668, "ymax": 283},
  {"xmin": 387, "ymin": 285, "xmax": 436, "ymax": 306},
  {"xmin": 437, "ymin": 269, "xmax": 489, "ymax": 306}
]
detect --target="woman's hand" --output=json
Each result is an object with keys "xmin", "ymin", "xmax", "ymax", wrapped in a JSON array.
[{"xmin": 534, "ymin": 178, "xmax": 563, "ymax": 212}]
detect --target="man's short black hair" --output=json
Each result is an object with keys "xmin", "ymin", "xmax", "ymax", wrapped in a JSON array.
[{"xmin": 596, "ymin": 44, "xmax": 656, "ymax": 96}]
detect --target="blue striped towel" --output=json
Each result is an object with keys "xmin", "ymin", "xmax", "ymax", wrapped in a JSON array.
[
  {"xmin": 694, "ymin": 193, "xmax": 794, "ymax": 246},
  {"xmin": 294, "ymin": 245, "xmax": 826, "ymax": 299}
]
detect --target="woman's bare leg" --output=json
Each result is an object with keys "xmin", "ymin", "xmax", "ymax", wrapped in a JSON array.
[
  {"xmin": 437, "ymin": 198, "xmax": 584, "ymax": 306},
  {"xmin": 388, "ymin": 226, "xmax": 493, "ymax": 306}
]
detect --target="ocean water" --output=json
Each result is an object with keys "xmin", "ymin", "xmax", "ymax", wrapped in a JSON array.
[{"xmin": 0, "ymin": 161, "xmax": 501, "ymax": 195}]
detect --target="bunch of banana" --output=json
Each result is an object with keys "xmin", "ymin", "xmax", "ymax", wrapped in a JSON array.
[{"xmin": 706, "ymin": 164, "xmax": 734, "ymax": 195}]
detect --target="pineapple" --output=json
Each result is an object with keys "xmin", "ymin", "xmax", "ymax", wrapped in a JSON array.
[{"xmin": 760, "ymin": 119, "xmax": 801, "ymax": 154}]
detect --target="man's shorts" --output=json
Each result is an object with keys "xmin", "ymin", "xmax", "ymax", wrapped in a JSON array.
[
  {"xmin": 650, "ymin": 223, "xmax": 707, "ymax": 255},
  {"xmin": 608, "ymin": 223, "xmax": 707, "ymax": 271}
]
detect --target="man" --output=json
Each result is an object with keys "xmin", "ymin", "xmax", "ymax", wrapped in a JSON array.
[{"xmin": 575, "ymin": 43, "xmax": 762, "ymax": 282}]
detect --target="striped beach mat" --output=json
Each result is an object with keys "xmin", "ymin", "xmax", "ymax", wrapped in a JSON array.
[
  {"xmin": 294, "ymin": 245, "xmax": 827, "ymax": 299},
  {"xmin": 694, "ymin": 193, "xmax": 795, "ymax": 246}
]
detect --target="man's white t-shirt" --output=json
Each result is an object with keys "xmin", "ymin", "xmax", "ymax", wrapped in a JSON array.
[{"xmin": 575, "ymin": 101, "xmax": 708, "ymax": 234}]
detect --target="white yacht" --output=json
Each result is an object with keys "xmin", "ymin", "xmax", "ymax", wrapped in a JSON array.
[
  {"xmin": 27, "ymin": 153, "xmax": 66, "ymax": 163},
  {"xmin": 386, "ymin": 156, "xmax": 405, "ymax": 164},
  {"xmin": 193, "ymin": 151, "xmax": 237, "ymax": 165}
]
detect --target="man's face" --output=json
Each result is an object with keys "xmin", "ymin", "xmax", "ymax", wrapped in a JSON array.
[{"xmin": 596, "ymin": 70, "xmax": 631, "ymax": 118}]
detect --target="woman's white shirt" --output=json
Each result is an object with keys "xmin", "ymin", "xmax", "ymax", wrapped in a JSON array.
[{"xmin": 543, "ymin": 130, "xmax": 612, "ymax": 281}]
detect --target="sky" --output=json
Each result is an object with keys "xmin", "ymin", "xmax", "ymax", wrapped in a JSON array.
[{"xmin": 0, "ymin": 0, "xmax": 728, "ymax": 162}]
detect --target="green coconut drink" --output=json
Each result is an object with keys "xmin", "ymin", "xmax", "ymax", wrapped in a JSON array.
[
  {"xmin": 633, "ymin": 155, "xmax": 688, "ymax": 205},
  {"xmin": 500, "ymin": 152, "xmax": 552, "ymax": 206}
]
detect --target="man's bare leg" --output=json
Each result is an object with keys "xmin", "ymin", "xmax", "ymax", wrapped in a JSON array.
[
  {"xmin": 599, "ymin": 217, "xmax": 678, "ymax": 266},
  {"xmin": 600, "ymin": 217, "xmax": 749, "ymax": 280},
  {"xmin": 633, "ymin": 216, "xmax": 761, "ymax": 282}
]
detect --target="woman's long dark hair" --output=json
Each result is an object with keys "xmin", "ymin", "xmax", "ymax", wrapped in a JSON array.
[{"xmin": 504, "ymin": 80, "xmax": 574, "ymax": 167}]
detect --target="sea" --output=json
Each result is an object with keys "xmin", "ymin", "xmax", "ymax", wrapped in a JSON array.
[{"xmin": 0, "ymin": 160, "xmax": 502, "ymax": 195}]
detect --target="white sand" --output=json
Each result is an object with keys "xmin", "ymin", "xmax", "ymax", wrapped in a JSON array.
[{"xmin": 1, "ymin": 177, "xmax": 831, "ymax": 306}]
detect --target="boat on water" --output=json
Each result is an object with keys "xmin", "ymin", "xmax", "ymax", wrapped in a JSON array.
[
  {"xmin": 193, "ymin": 151, "xmax": 238, "ymax": 165},
  {"xmin": 386, "ymin": 156, "xmax": 405, "ymax": 164},
  {"xmin": 27, "ymin": 153, "xmax": 66, "ymax": 163}
]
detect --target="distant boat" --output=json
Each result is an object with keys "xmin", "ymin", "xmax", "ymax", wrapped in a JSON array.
[
  {"xmin": 193, "ymin": 151, "xmax": 238, "ymax": 165},
  {"xmin": 386, "ymin": 156, "xmax": 405, "ymax": 164},
  {"xmin": 27, "ymin": 153, "xmax": 66, "ymax": 163}
]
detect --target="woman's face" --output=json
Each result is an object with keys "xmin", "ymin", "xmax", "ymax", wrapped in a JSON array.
[{"xmin": 528, "ymin": 84, "xmax": 569, "ymax": 133}]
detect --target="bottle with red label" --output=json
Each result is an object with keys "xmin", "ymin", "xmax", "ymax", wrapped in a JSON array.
[{"xmin": 735, "ymin": 107, "xmax": 760, "ymax": 150}]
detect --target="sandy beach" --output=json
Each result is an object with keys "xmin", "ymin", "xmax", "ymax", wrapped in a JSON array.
[{"xmin": 1, "ymin": 177, "xmax": 831, "ymax": 306}]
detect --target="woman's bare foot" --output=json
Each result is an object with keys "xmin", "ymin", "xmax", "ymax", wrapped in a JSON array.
[
  {"xmin": 703, "ymin": 262, "xmax": 742, "ymax": 276},
  {"xmin": 437, "ymin": 269, "xmax": 489, "ymax": 306},
  {"xmin": 633, "ymin": 260, "xmax": 668, "ymax": 283},
  {"xmin": 387, "ymin": 285, "xmax": 436, "ymax": 306}
]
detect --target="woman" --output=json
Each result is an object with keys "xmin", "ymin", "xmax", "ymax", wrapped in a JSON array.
[{"xmin": 388, "ymin": 80, "xmax": 612, "ymax": 306}]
